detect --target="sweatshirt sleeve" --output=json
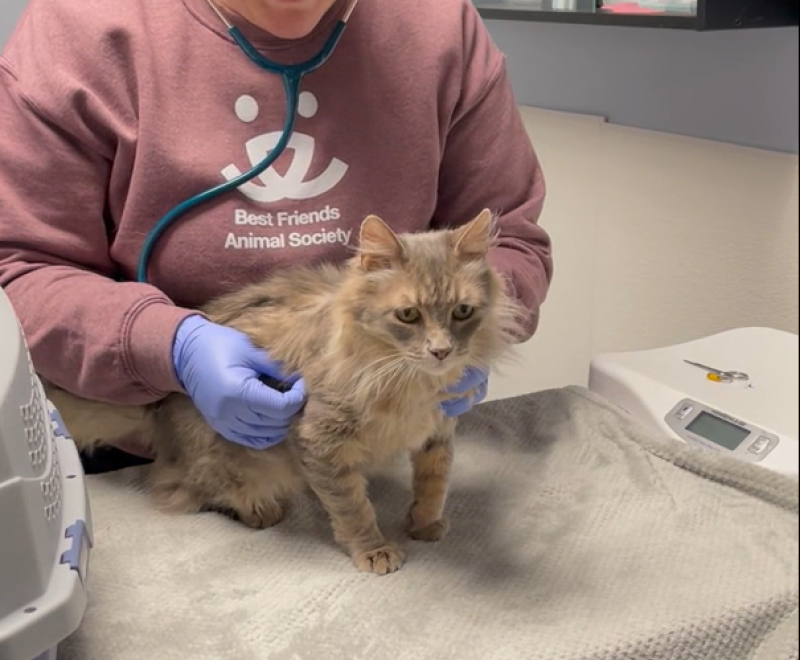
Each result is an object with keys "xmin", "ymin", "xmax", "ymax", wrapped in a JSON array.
[
  {"xmin": 0, "ymin": 60, "xmax": 194, "ymax": 405},
  {"xmin": 431, "ymin": 4, "xmax": 553, "ymax": 341}
]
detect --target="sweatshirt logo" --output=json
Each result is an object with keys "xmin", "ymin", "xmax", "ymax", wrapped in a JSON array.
[{"xmin": 221, "ymin": 92, "xmax": 348, "ymax": 204}]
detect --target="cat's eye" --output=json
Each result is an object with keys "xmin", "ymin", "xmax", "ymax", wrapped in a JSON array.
[
  {"xmin": 452, "ymin": 304, "xmax": 474, "ymax": 321},
  {"xmin": 396, "ymin": 307, "xmax": 421, "ymax": 323}
]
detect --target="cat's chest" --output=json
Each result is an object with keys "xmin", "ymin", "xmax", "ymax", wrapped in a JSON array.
[{"xmin": 357, "ymin": 408, "xmax": 438, "ymax": 463}]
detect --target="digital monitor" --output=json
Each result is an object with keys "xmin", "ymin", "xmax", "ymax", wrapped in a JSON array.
[{"xmin": 686, "ymin": 411, "xmax": 750, "ymax": 450}]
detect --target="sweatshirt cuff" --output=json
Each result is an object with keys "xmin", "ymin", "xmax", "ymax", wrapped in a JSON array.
[{"xmin": 122, "ymin": 299, "xmax": 200, "ymax": 397}]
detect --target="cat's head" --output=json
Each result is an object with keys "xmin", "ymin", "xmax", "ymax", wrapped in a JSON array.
[{"xmin": 342, "ymin": 209, "xmax": 521, "ymax": 378}]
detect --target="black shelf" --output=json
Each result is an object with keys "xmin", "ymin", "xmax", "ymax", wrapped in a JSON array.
[{"xmin": 474, "ymin": 0, "xmax": 799, "ymax": 30}]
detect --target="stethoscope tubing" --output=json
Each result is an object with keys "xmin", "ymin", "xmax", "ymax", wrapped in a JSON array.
[{"xmin": 135, "ymin": 0, "xmax": 357, "ymax": 283}]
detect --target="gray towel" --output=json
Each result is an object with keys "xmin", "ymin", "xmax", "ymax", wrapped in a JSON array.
[{"xmin": 59, "ymin": 386, "xmax": 799, "ymax": 660}]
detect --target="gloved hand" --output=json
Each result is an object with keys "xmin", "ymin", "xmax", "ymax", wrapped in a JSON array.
[
  {"xmin": 171, "ymin": 314, "xmax": 306, "ymax": 449},
  {"xmin": 440, "ymin": 366, "xmax": 489, "ymax": 418}
]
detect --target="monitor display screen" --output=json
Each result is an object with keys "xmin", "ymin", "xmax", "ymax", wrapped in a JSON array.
[{"xmin": 686, "ymin": 411, "xmax": 750, "ymax": 450}]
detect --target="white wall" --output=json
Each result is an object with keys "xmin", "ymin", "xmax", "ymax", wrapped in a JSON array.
[{"xmin": 486, "ymin": 107, "xmax": 800, "ymax": 401}]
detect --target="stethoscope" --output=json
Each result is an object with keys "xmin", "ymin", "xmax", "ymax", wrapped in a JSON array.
[{"xmin": 135, "ymin": 0, "xmax": 360, "ymax": 283}]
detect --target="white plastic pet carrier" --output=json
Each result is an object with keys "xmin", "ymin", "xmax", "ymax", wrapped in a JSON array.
[{"xmin": 0, "ymin": 287, "xmax": 93, "ymax": 660}]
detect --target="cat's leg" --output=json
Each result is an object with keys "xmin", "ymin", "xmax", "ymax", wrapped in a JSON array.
[
  {"xmin": 299, "ymin": 449, "xmax": 405, "ymax": 575},
  {"xmin": 201, "ymin": 493, "xmax": 287, "ymax": 530},
  {"xmin": 406, "ymin": 419, "xmax": 455, "ymax": 542},
  {"xmin": 150, "ymin": 456, "xmax": 290, "ymax": 529},
  {"xmin": 43, "ymin": 378, "xmax": 155, "ymax": 454},
  {"xmin": 150, "ymin": 398, "xmax": 298, "ymax": 529}
]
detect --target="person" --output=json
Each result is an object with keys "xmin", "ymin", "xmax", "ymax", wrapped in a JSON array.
[{"xmin": 0, "ymin": 0, "xmax": 553, "ymax": 472}]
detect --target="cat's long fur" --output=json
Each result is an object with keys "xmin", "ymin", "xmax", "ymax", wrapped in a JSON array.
[{"xmin": 44, "ymin": 210, "xmax": 521, "ymax": 574}]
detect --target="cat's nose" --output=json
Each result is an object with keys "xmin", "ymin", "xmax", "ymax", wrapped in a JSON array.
[{"xmin": 429, "ymin": 347, "xmax": 452, "ymax": 361}]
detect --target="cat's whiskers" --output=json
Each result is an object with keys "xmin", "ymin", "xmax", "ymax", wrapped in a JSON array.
[
  {"xmin": 340, "ymin": 352, "xmax": 402, "ymax": 392},
  {"xmin": 393, "ymin": 362, "xmax": 419, "ymax": 398},
  {"xmin": 356, "ymin": 355, "xmax": 409, "ymax": 400},
  {"xmin": 322, "ymin": 350, "xmax": 409, "ymax": 415}
]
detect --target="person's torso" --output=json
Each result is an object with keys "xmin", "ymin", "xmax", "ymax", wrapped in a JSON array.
[{"xmin": 36, "ymin": 0, "xmax": 478, "ymax": 307}]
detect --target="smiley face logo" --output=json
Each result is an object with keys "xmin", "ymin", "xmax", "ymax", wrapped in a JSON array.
[{"xmin": 221, "ymin": 91, "xmax": 348, "ymax": 204}]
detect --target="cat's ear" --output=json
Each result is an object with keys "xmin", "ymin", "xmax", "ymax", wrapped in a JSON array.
[
  {"xmin": 452, "ymin": 208, "xmax": 495, "ymax": 260},
  {"xmin": 358, "ymin": 215, "xmax": 405, "ymax": 271}
]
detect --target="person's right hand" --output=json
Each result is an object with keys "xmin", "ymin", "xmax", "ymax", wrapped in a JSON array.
[{"xmin": 171, "ymin": 314, "xmax": 306, "ymax": 449}]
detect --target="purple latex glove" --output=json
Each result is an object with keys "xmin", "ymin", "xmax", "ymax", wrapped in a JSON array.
[
  {"xmin": 171, "ymin": 315, "xmax": 305, "ymax": 449},
  {"xmin": 440, "ymin": 366, "xmax": 489, "ymax": 418}
]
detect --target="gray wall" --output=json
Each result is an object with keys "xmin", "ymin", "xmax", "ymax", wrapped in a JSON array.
[
  {"xmin": 0, "ymin": 0, "xmax": 25, "ymax": 48},
  {"xmin": 484, "ymin": 20, "xmax": 797, "ymax": 154},
  {"xmin": 2, "ymin": 2, "xmax": 797, "ymax": 153}
]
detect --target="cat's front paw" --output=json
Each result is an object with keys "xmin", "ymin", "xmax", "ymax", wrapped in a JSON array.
[
  {"xmin": 352, "ymin": 542, "xmax": 406, "ymax": 575},
  {"xmin": 406, "ymin": 511, "xmax": 450, "ymax": 542}
]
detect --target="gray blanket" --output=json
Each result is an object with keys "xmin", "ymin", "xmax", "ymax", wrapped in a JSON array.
[{"xmin": 59, "ymin": 386, "xmax": 799, "ymax": 660}]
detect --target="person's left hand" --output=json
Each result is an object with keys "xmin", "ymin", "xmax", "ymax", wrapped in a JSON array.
[{"xmin": 440, "ymin": 366, "xmax": 489, "ymax": 418}]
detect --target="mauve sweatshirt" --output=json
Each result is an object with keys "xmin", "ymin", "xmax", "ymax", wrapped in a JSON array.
[{"xmin": 0, "ymin": 0, "xmax": 552, "ymax": 406}]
